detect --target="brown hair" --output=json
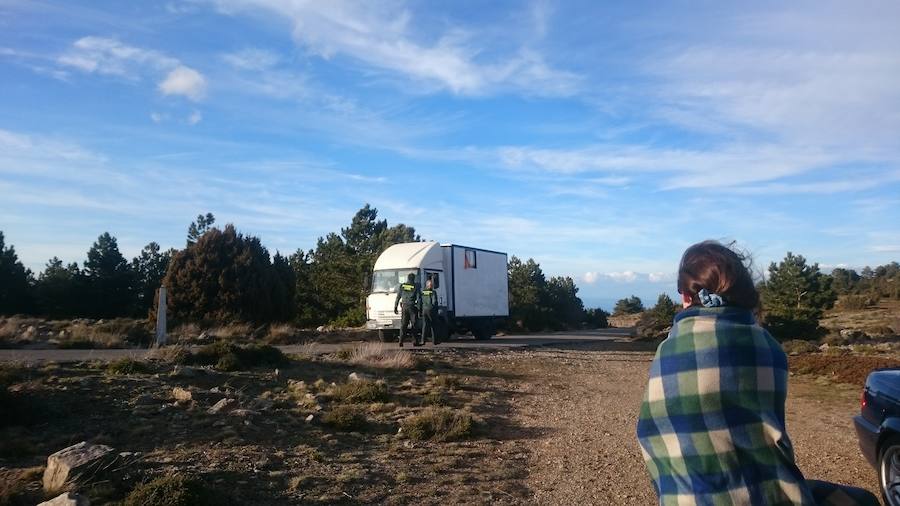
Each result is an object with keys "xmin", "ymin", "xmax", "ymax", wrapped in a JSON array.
[{"xmin": 677, "ymin": 240, "xmax": 759, "ymax": 310}]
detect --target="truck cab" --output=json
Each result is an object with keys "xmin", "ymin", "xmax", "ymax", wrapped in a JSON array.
[{"xmin": 366, "ymin": 242, "xmax": 446, "ymax": 341}]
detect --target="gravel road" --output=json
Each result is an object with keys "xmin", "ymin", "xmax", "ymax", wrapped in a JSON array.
[{"xmin": 480, "ymin": 342, "xmax": 880, "ymax": 505}]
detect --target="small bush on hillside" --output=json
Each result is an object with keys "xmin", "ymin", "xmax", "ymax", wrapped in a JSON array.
[
  {"xmin": 190, "ymin": 342, "xmax": 287, "ymax": 371},
  {"xmin": 323, "ymin": 405, "xmax": 367, "ymax": 431},
  {"xmin": 400, "ymin": 407, "xmax": 473, "ymax": 442},
  {"xmin": 124, "ymin": 474, "xmax": 223, "ymax": 506},
  {"xmin": 0, "ymin": 466, "xmax": 43, "ymax": 506},
  {"xmin": 837, "ymin": 295, "xmax": 877, "ymax": 310},
  {"xmin": 331, "ymin": 380, "xmax": 389, "ymax": 404},
  {"xmin": 781, "ymin": 340, "xmax": 819, "ymax": 355},
  {"xmin": 344, "ymin": 342, "xmax": 415, "ymax": 369},
  {"xmin": 106, "ymin": 358, "xmax": 151, "ymax": 375},
  {"xmin": 613, "ymin": 296, "xmax": 644, "ymax": 316}
]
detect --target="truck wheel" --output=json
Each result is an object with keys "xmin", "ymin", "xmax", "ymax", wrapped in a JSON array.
[
  {"xmin": 880, "ymin": 435, "xmax": 900, "ymax": 506},
  {"xmin": 472, "ymin": 320, "xmax": 493, "ymax": 340}
]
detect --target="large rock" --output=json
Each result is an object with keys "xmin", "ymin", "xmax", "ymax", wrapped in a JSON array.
[
  {"xmin": 43, "ymin": 442, "xmax": 115, "ymax": 492},
  {"xmin": 38, "ymin": 492, "xmax": 90, "ymax": 506}
]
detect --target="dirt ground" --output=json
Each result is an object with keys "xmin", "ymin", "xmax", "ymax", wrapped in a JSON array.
[
  {"xmin": 0, "ymin": 342, "xmax": 884, "ymax": 505},
  {"xmin": 497, "ymin": 342, "xmax": 881, "ymax": 505}
]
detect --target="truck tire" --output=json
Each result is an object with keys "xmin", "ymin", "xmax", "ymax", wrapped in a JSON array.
[{"xmin": 472, "ymin": 320, "xmax": 493, "ymax": 340}]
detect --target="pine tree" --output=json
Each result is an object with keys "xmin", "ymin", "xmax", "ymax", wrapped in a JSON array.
[
  {"xmin": 761, "ymin": 252, "xmax": 836, "ymax": 340},
  {"xmin": 35, "ymin": 257, "xmax": 84, "ymax": 318},
  {"xmin": 186, "ymin": 213, "xmax": 215, "ymax": 246},
  {"xmin": 613, "ymin": 296, "xmax": 644, "ymax": 316},
  {"xmin": 82, "ymin": 232, "xmax": 137, "ymax": 318},
  {"xmin": 131, "ymin": 242, "xmax": 174, "ymax": 315},
  {"xmin": 0, "ymin": 232, "xmax": 35, "ymax": 315}
]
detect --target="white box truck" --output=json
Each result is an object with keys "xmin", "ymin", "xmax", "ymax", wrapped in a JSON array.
[{"xmin": 365, "ymin": 242, "xmax": 509, "ymax": 341}]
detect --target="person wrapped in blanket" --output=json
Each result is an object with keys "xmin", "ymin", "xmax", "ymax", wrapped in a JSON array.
[{"xmin": 636, "ymin": 241, "xmax": 879, "ymax": 506}]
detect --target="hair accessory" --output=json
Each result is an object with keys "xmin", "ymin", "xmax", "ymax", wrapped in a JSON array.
[{"xmin": 698, "ymin": 288, "xmax": 726, "ymax": 308}]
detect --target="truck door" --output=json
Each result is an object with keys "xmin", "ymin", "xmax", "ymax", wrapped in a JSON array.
[{"xmin": 424, "ymin": 270, "xmax": 446, "ymax": 309}]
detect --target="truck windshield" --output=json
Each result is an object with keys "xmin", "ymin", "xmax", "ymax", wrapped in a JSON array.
[{"xmin": 371, "ymin": 269, "xmax": 417, "ymax": 293}]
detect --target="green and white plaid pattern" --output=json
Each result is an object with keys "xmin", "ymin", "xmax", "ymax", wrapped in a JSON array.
[{"xmin": 637, "ymin": 306, "xmax": 879, "ymax": 506}]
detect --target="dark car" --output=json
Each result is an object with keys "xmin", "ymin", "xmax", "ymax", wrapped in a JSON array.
[{"xmin": 855, "ymin": 367, "xmax": 900, "ymax": 505}]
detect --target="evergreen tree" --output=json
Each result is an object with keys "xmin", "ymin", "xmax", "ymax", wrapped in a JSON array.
[
  {"xmin": 635, "ymin": 293, "xmax": 679, "ymax": 339},
  {"xmin": 761, "ymin": 252, "xmax": 836, "ymax": 341},
  {"xmin": 289, "ymin": 249, "xmax": 319, "ymax": 326},
  {"xmin": 0, "ymin": 232, "xmax": 35, "ymax": 315},
  {"xmin": 186, "ymin": 213, "xmax": 215, "ymax": 246},
  {"xmin": 508, "ymin": 256, "xmax": 547, "ymax": 331},
  {"xmin": 545, "ymin": 276, "xmax": 585, "ymax": 329},
  {"xmin": 584, "ymin": 308, "xmax": 609, "ymax": 328},
  {"xmin": 131, "ymin": 242, "xmax": 174, "ymax": 315},
  {"xmin": 35, "ymin": 257, "xmax": 84, "ymax": 318},
  {"xmin": 163, "ymin": 224, "xmax": 292, "ymax": 323},
  {"xmin": 82, "ymin": 232, "xmax": 136, "ymax": 318},
  {"xmin": 613, "ymin": 295, "xmax": 644, "ymax": 316}
]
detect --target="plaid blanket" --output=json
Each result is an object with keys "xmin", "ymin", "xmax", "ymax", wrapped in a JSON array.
[{"xmin": 636, "ymin": 306, "xmax": 879, "ymax": 505}]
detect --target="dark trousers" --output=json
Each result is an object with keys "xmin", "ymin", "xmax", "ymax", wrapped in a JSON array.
[
  {"xmin": 422, "ymin": 311, "xmax": 437, "ymax": 343},
  {"xmin": 399, "ymin": 305, "xmax": 417, "ymax": 342}
]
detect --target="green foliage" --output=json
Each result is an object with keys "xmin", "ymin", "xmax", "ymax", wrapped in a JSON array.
[
  {"xmin": 163, "ymin": 224, "xmax": 293, "ymax": 324},
  {"xmin": 132, "ymin": 242, "xmax": 174, "ymax": 316},
  {"xmin": 636, "ymin": 294, "xmax": 679, "ymax": 339},
  {"xmin": 613, "ymin": 295, "xmax": 644, "ymax": 316},
  {"xmin": 830, "ymin": 262, "xmax": 900, "ymax": 300},
  {"xmin": 35, "ymin": 257, "xmax": 84, "ymax": 318},
  {"xmin": 761, "ymin": 252, "xmax": 836, "ymax": 341},
  {"xmin": 584, "ymin": 308, "xmax": 609, "ymax": 328},
  {"xmin": 83, "ymin": 232, "xmax": 138, "ymax": 318},
  {"xmin": 507, "ymin": 257, "xmax": 586, "ymax": 331},
  {"xmin": 291, "ymin": 204, "xmax": 419, "ymax": 326},
  {"xmin": 106, "ymin": 358, "xmax": 151, "ymax": 375},
  {"xmin": 400, "ymin": 407, "xmax": 474, "ymax": 441},
  {"xmin": 124, "ymin": 474, "xmax": 223, "ymax": 506},
  {"xmin": 323, "ymin": 404, "xmax": 367, "ymax": 431},
  {"xmin": 331, "ymin": 380, "xmax": 389, "ymax": 403},
  {"xmin": 186, "ymin": 213, "xmax": 215, "ymax": 247},
  {"xmin": 0, "ymin": 232, "xmax": 35, "ymax": 315},
  {"xmin": 781, "ymin": 340, "xmax": 819, "ymax": 354}
]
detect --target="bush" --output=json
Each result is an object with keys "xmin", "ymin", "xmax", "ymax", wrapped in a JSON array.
[
  {"xmin": 190, "ymin": 342, "xmax": 287, "ymax": 371},
  {"xmin": 341, "ymin": 343, "xmax": 415, "ymax": 369},
  {"xmin": 584, "ymin": 308, "xmax": 609, "ymax": 329},
  {"xmin": 106, "ymin": 358, "xmax": 151, "ymax": 375},
  {"xmin": 838, "ymin": 295, "xmax": 877, "ymax": 310},
  {"xmin": 123, "ymin": 474, "xmax": 224, "ymax": 506},
  {"xmin": 613, "ymin": 296, "xmax": 644, "ymax": 316},
  {"xmin": 323, "ymin": 405, "xmax": 367, "ymax": 431},
  {"xmin": 331, "ymin": 380, "xmax": 389, "ymax": 404},
  {"xmin": 400, "ymin": 407, "xmax": 474, "ymax": 441},
  {"xmin": 0, "ymin": 466, "xmax": 43, "ymax": 506},
  {"xmin": 635, "ymin": 294, "xmax": 679, "ymax": 340},
  {"xmin": 781, "ymin": 340, "xmax": 819, "ymax": 354}
]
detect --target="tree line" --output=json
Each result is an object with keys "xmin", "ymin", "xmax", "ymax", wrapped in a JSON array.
[
  {"xmin": 608, "ymin": 253, "xmax": 899, "ymax": 341},
  {"xmin": 0, "ymin": 205, "xmax": 602, "ymax": 331}
]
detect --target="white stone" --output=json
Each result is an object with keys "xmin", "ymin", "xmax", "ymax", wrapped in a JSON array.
[
  {"xmin": 43, "ymin": 442, "xmax": 115, "ymax": 492},
  {"xmin": 37, "ymin": 492, "xmax": 89, "ymax": 506},
  {"xmin": 172, "ymin": 387, "xmax": 193, "ymax": 402}
]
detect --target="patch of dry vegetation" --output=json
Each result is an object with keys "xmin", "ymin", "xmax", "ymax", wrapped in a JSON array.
[
  {"xmin": 322, "ymin": 405, "xmax": 368, "ymax": 431},
  {"xmin": 400, "ymin": 407, "xmax": 474, "ymax": 441},
  {"xmin": 330, "ymin": 380, "xmax": 389, "ymax": 404},
  {"xmin": 106, "ymin": 358, "xmax": 152, "ymax": 376},
  {"xmin": 0, "ymin": 466, "xmax": 43, "ymax": 506},
  {"xmin": 189, "ymin": 342, "xmax": 287, "ymax": 371},
  {"xmin": 340, "ymin": 342, "xmax": 416, "ymax": 369},
  {"xmin": 123, "ymin": 474, "xmax": 222, "ymax": 506},
  {"xmin": 789, "ymin": 354, "xmax": 900, "ymax": 384},
  {"xmin": 208, "ymin": 323, "xmax": 253, "ymax": 340}
]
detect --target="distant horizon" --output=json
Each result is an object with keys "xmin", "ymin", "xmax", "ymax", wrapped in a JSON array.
[{"xmin": 2, "ymin": 1, "xmax": 899, "ymax": 305}]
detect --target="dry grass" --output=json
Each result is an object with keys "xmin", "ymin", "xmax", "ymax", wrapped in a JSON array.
[
  {"xmin": 322, "ymin": 405, "xmax": 368, "ymax": 431},
  {"xmin": 208, "ymin": 323, "xmax": 253, "ymax": 340},
  {"xmin": 171, "ymin": 323, "xmax": 201, "ymax": 340},
  {"xmin": 266, "ymin": 324, "xmax": 296, "ymax": 343},
  {"xmin": 0, "ymin": 466, "xmax": 43, "ymax": 506},
  {"xmin": 62, "ymin": 323, "xmax": 125, "ymax": 348},
  {"xmin": 330, "ymin": 380, "xmax": 389, "ymax": 404},
  {"xmin": 147, "ymin": 345, "xmax": 191, "ymax": 364},
  {"xmin": 340, "ymin": 342, "xmax": 416, "ymax": 369},
  {"xmin": 400, "ymin": 407, "xmax": 474, "ymax": 441}
]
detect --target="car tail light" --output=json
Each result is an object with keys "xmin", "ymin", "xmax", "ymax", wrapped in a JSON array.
[{"xmin": 861, "ymin": 387, "xmax": 867, "ymax": 409}]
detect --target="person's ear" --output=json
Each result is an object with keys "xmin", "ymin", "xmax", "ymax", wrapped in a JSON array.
[{"xmin": 681, "ymin": 292, "xmax": 693, "ymax": 309}]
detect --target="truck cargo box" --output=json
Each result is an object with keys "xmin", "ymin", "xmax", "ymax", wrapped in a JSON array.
[{"xmin": 441, "ymin": 245, "xmax": 509, "ymax": 318}]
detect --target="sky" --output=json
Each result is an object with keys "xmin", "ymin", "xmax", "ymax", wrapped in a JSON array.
[{"xmin": 1, "ymin": 0, "xmax": 900, "ymax": 310}]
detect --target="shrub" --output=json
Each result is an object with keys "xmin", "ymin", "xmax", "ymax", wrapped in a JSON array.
[
  {"xmin": 761, "ymin": 252, "xmax": 836, "ymax": 341},
  {"xmin": 265, "ymin": 323, "xmax": 297, "ymax": 344},
  {"xmin": 106, "ymin": 358, "xmax": 151, "ymax": 375},
  {"xmin": 123, "ymin": 474, "xmax": 223, "ymax": 506},
  {"xmin": 422, "ymin": 390, "xmax": 447, "ymax": 406},
  {"xmin": 93, "ymin": 318, "xmax": 152, "ymax": 346},
  {"xmin": 838, "ymin": 295, "xmax": 877, "ymax": 310},
  {"xmin": 323, "ymin": 405, "xmax": 367, "ymax": 431},
  {"xmin": 208, "ymin": 323, "xmax": 252, "ymax": 340},
  {"xmin": 431, "ymin": 375, "xmax": 460, "ymax": 390},
  {"xmin": 343, "ymin": 342, "xmax": 415, "ymax": 369},
  {"xmin": 781, "ymin": 340, "xmax": 819, "ymax": 355},
  {"xmin": 400, "ymin": 407, "xmax": 474, "ymax": 441},
  {"xmin": 148, "ymin": 345, "xmax": 191, "ymax": 364},
  {"xmin": 613, "ymin": 296, "xmax": 644, "ymax": 316},
  {"xmin": 0, "ymin": 466, "xmax": 43, "ymax": 506},
  {"xmin": 331, "ymin": 380, "xmax": 389, "ymax": 404},
  {"xmin": 190, "ymin": 342, "xmax": 287, "ymax": 371}
]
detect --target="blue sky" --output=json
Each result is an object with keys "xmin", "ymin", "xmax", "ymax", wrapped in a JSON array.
[{"xmin": 2, "ymin": 1, "xmax": 899, "ymax": 309}]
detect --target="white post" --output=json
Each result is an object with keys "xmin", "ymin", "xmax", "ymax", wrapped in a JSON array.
[{"xmin": 155, "ymin": 286, "xmax": 167, "ymax": 347}]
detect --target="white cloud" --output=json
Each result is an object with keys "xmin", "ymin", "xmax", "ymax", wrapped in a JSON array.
[
  {"xmin": 159, "ymin": 65, "xmax": 207, "ymax": 101},
  {"xmin": 583, "ymin": 272, "xmax": 598, "ymax": 284},
  {"xmin": 58, "ymin": 36, "xmax": 178, "ymax": 78},
  {"xmin": 150, "ymin": 112, "xmax": 166, "ymax": 123},
  {"xmin": 205, "ymin": 0, "xmax": 579, "ymax": 96},
  {"xmin": 872, "ymin": 245, "xmax": 900, "ymax": 253},
  {"xmin": 222, "ymin": 48, "xmax": 281, "ymax": 70},
  {"xmin": 580, "ymin": 270, "xmax": 677, "ymax": 285},
  {"xmin": 187, "ymin": 110, "xmax": 203, "ymax": 125},
  {"xmin": 58, "ymin": 37, "xmax": 207, "ymax": 102}
]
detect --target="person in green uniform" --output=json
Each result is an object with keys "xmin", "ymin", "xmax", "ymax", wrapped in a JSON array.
[
  {"xmin": 393, "ymin": 272, "xmax": 420, "ymax": 347},
  {"xmin": 420, "ymin": 278, "xmax": 438, "ymax": 345}
]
